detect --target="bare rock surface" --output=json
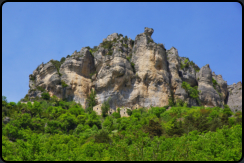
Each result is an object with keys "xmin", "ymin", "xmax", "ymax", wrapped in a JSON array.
[
  {"xmin": 59, "ymin": 50, "xmax": 95, "ymax": 108},
  {"xmin": 212, "ymin": 72, "xmax": 228, "ymax": 105},
  {"xmin": 25, "ymin": 27, "xmax": 241, "ymax": 112},
  {"xmin": 227, "ymin": 82, "xmax": 242, "ymax": 112},
  {"xmin": 198, "ymin": 64, "xmax": 221, "ymax": 107},
  {"xmin": 167, "ymin": 47, "xmax": 186, "ymax": 101}
]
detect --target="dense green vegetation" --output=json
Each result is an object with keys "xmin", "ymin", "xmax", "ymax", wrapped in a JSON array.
[{"xmin": 2, "ymin": 92, "xmax": 242, "ymax": 161}]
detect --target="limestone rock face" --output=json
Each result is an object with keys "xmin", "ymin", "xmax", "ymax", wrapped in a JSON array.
[
  {"xmin": 167, "ymin": 47, "xmax": 187, "ymax": 101},
  {"xmin": 166, "ymin": 49, "xmax": 199, "ymax": 107},
  {"xmin": 92, "ymin": 27, "xmax": 170, "ymax": 109},
  {"xmin": 27, "ymin": 61, "xmax": 61, "ymax": 99},
  {"xmin": 59, "ymin": 50, "xmax": 95, "ymax": 108},
  {"xmin": 178, "ymin": 57, "xmax": 197, "ymax": 87},
  {"xmin": 198, "ymin": 64, "xmax": 221, "ymax": 107},
  {"xmin": 27, "ymin": 49, "xmax": 95, "ymax": 108},
  {"xmin": 103, "ymin": 33, "xmax": 118, "ymax": 42},
  {"xmin": 128, "ymin": 28, "xmax": 170, "ymax": 108},
  {"xmin": 144, "ymin": 27, "xmax": 154, "ymax": 37},
  {"xmin": 227, "ymin": 82, "xmax": 242, "ymax": 112},
  {"xmin": 212, "ymin": 72, "xmax": 228, "ymax": 105},
  {"xmin": 25, "ymin": 27, "xmax": 241, "ymax": 112}
]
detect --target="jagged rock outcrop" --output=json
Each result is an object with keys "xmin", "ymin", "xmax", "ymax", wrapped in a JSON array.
[
  {"xmin": 25, "ymin": 27, "xmax": 241, "ymax": 112},
  {"xmin": 227, "ymin": 82, "xmax": 242, "ymax": 112},
  {"xmin": 129, "ymin": 27, "xmax": 170, "ymax": 108},
  {"xmin": 197, "ymin": 64, "xmax": 222, "ymax": 107},
  {"xmin": 212, "ymin": 72, "xmax": 228, "ymax": 105},
  {"xmin": 27, "ymin": 49, "xmax": 95, "ymax": 108},
  {"xmin": 167, "ymin": 48, "xmax": 199, "ymax": 107},
  {"xmin": 92, "ymin": 27, "xmax": 170, "ymax": 109},
  {"xmin": 59, "ymin": 49, "xmax": 95, "ymax": 107},
  {"xmin": 178, "ymin": 57, "xmax": 198, "ymax": 87},
  {"xmin": 167, "ymin": 47, "xmax": 186, "ymax": 100},
  {"xmin": 28, "ymin": 61, "xmax": 60, "ymax": 99}
]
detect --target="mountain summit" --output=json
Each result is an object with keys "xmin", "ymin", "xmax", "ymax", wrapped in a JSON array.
[{"xmin": 25, "ymin": 27, "xmax": 242, "ymax": 112}]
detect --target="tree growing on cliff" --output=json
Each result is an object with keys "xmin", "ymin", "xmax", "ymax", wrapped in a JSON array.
[
  {"xmin": 168, "ymin": 91, "xmax": 175, "ymax": 106},
  {"xmin": 41, "ymin": 92, "xmax": 50, "ymax": 100},
  {"xmin": 86, "ymin": 89, "xmax": 96, "ymax": 114},
  {"xmin": 101, "ymin": 98, "xmax": 111, "ymax": 118}
]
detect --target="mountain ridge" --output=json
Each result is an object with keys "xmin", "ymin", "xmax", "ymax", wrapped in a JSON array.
[{"xmin": 24, "ymin": 27, "xmax": 242, "ymax": 112}]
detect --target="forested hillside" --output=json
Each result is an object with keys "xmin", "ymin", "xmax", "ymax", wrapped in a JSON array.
[{"xmin": 2, "ymin": 93, "xmax": 242, "ymax": 161}]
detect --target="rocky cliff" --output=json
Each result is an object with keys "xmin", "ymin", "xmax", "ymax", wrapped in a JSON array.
[{"xmin": 26, "ymin": 27, "xmax": 242, "ymax": 112}]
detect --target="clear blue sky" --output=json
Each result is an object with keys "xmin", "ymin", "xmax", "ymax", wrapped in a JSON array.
[{"xmin": 2, "ymin": 2, "xmax": 242, "ymax": 103}]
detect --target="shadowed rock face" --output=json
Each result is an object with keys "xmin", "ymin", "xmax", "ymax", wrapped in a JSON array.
[
  {"xmin": 212, "ymin": 72, "xmax": 228, "ymax": 105},
  {"xmin": 167, "ymin": 47, "xmax": 186, "ymax": 101},
  {"xmin": 26, "ymin": 27, "xmax": 241, "ymax": 112},
  {"xmin": 197, "ymin": 64, "xmax": 221, "ymax": 107},
  {"xmin": 227, "ymin": 82, "xmax": 242, "ymax": 112},
  {"xmin": 179, "ymin": 57, "xmax": 197, "ymax": 87}
]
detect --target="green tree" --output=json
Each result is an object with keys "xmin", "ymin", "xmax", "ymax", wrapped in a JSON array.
[
  {"xmin": 41, "ymin": 92, "xmax": 50, "ymax": 100},
  {"xmin": 168, "ymin": 91, "xmax": 175, "ymax": 106},
  {"xmin": 31, "ymin": 101, "xmax": 42, "ymax": 117},
  {"xmin": 126, "ymin": 109, "xmax": 132, "ymax": 116},
  {"xmin": 94, "ymin": 130, "xmax": 111, "ymax": 144},
  {"xmin": 151, "ymin": 107, "xmax": 166, "ymax": 118},
  {"xmin": 112, "ymin": 112, "xmax": 121, "ymax": 119},
  {"xmin": 144, "ymin": 119, "xmax": 163, "ymax": 138},
  {"xmin": 2, "ymin": 96, "xmax": 8, "ymax": 103},
  {"xmin": 8, "ymin": 102, "xmax": 16, "ymax": 107},
  {"xmin": 181, "ymin": 81, "xmax": 200, "ymax": 104},
  {"xmin": 103, "ymin": 116, "xmax": 113, "ymax": 131},
  {"xmin": 60, "ymin": 57, "xmax": 66, "ymax": 64},
  {"xmin": 77, "ymin": 114, "xmax": 87, "ymax": 124},
  {"xmin": 223, "ymin": 105, "xmax": 232, "ymax": 117},
  {"xmin": 212, "ymin": 77, "xmax": 218, "ymax": 89},
  {"xmin": 101, "ymin": 98, "xmax": 111, "ymax": 118},
  {"xmin": 45, "ymin": 120, "xmax": 62, "ymax": 134},
  {"xmin": 61, "ymin": 80, "xmax": 68, "ymax": 88},
  {"xmin": 86, "ymin": 89, "xmax": 96, "ymax": 114},
  {"xmin": 19, "ymin": 113, "xmax": 32, "ymax": 129},
  {"xmin": 3, "ymin": 120, "xmax": 23, "ymax": 141},
  {"xmin": 58, "ymin": 112, "xmax": 78, "ymax": 133},
  {"xmin": 85, "ymin": 111, "xmax": 102, "ymax": 129},
  {"xmin": 69, "ymin": 106, "xmax": 84, "ymax": 117}
]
